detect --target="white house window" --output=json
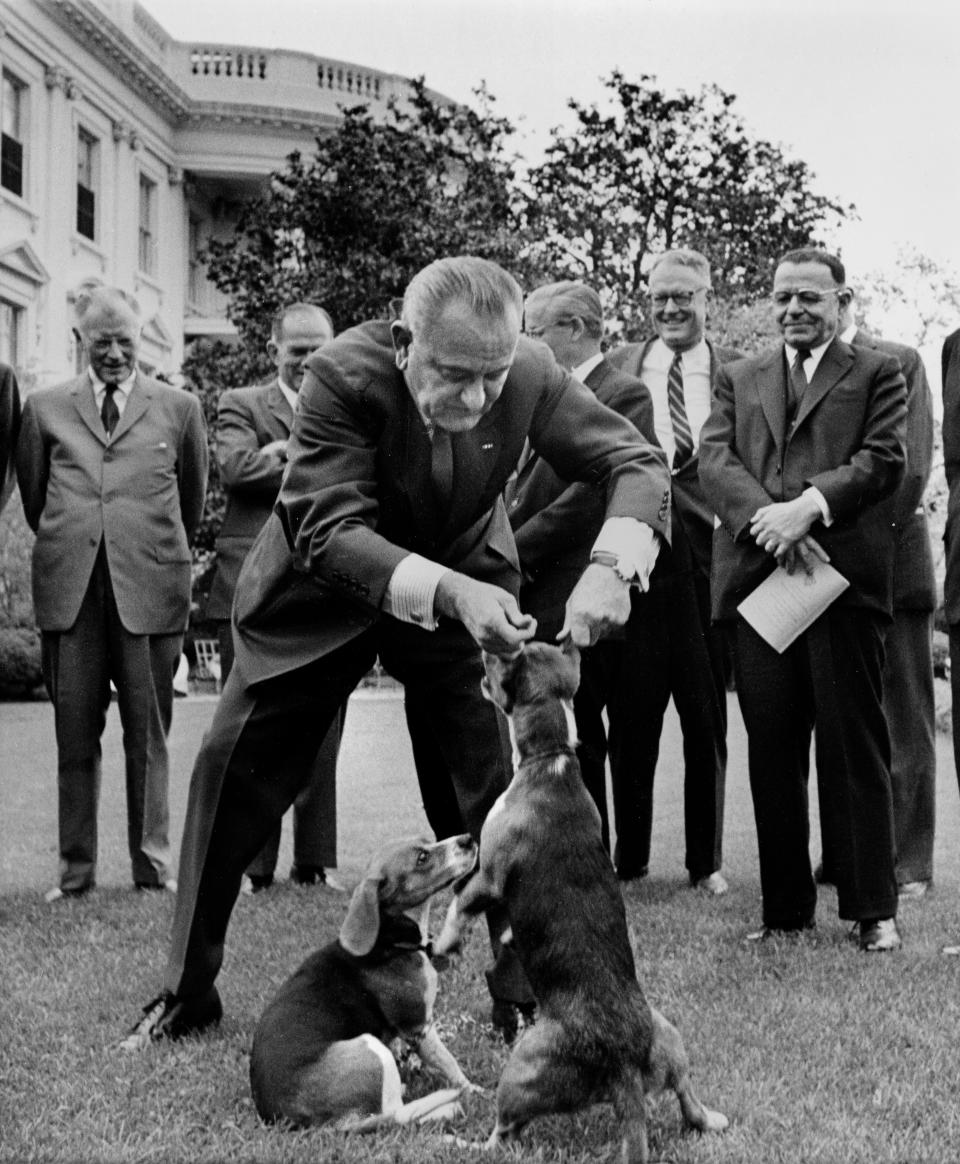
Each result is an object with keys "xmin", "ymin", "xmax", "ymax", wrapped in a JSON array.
[
  {"xmin": 138, "ymin": 173, "xmax": 157, "ymax": 275},
  {"xmin": 76, "ymin": 127, "xmax": 98, "ymax": 240},
  {"xmin": 0, "ymin": 298, "xmax": 23, "ymax": 368},
  {"xmin": 1, "ymin": 72, "xmax": 27, "ymax": 198}
]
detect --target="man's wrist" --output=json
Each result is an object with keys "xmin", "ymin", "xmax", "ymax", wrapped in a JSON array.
[{"xmin": 589, "ymin": 550, "xmax": 633, "ymax": 584}]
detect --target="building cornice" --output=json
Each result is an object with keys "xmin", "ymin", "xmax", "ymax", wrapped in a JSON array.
[{"xmin": 39, "ymin": 0, "xmax": 192, "ymax": 122}]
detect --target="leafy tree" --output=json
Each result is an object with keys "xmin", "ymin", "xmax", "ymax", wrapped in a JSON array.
[
  {"xmin": 200, "ymin": 78, "xmax": 536, "ymax": 355},
  {"xmin": 856, "ymin": 246, "xmax": 960, "ymax": 349},
  {"xmin": 523, "ymin": 72, "xmax": 852, "ymax": 335}
]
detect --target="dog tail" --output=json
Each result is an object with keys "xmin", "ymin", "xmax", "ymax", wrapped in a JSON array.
[{"xmin": 336, "ymin": 1087, "xmax": 464, "ymax": 1134}]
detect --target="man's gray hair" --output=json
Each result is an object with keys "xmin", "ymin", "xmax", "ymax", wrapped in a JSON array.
[
  {"xmin": 649, "ymin": 248, "xmax": 712, "ymax": 287},
  {"xmin": 74, "ymin": 285, "xmax": 141, "ymax": 333},
  {"xmin": 401, "ymin": 256, "xmax": 523, "ymax": 336},
  {"xmin": 525, "ymin": 280, "xmax": 604, "ymax": 340},
  {"xmin": 270, "ymin": 302, "xmax": 335, "ymax": 341}
]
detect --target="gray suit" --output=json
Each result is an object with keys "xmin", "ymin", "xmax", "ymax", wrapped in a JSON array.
[{"xmin": 17, "ymin": 372, "xmax": 207, "ymax": 891}]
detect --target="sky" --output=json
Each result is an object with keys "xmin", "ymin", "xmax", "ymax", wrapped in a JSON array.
[{"xmin": 145, "ymin": 0, "xmax": 960, "ymax": 353}]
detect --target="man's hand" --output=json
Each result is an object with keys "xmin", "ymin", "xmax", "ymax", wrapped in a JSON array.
[
  {"xmin": 434, "ymin": 573, "xmax": 536, "ymax": 656},
  {"xmin": 558, "ymin": 561, "xmax": 632, "ymax": 648},
  {"xmin": 778, "ymin": 534, "xmax": 831, "ymax": 577},
  {"xmin": 749, "ymin": 495, "xmax": 821, "ymax": 559},
  {"xmin": 262, "ymin": 438, "xmax": 289, "ymax": 465}
]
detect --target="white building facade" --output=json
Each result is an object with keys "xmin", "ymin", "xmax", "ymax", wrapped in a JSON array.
[{"xmin": 0, "ymin": 0, "xmax": 428, "ymax": 390}]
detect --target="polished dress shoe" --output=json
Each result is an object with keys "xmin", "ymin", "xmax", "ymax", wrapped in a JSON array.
[
  {"xmin": 119, "ymin": 986, "xmax": 223, "ymax": 1051},
  {"xmin": 615, "ymin": 865, "xmax": 648, "ymax": 883},
  {"xmin": 241, "ymin": 873, "xmax": 274, "ymax": 895},
  {"xmin": 858, "ymin": 917, "xmax": 901, "ymax": 952},
  {"xmin": 897, "ymin": 880, "xmax": 930, "ymax": 901},
  {"xmin": 692, "ymin": 871, "xmax": 729, "ymax": 896},
  {"xmin": 44, "ymin": 885, "xmax": 92, "ymax": 903},
  {"xmin": 134, "ymin": 878, "xmax": 177, "ymax": 893}
]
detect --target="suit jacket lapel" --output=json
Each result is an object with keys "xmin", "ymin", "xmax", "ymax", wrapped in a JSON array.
[
  {"xmin": 794, "ymin": 338, "xmax": 853, "ymax": 429},
  {"xmin": 756, "ymin": 348, "xmax": 788, "ymax": 454},
  {"xmin": 71, "ymin": 375, "xmax": 108, "ymax": 446},
  {"xmin": 110, "ymin": 374, "xmax": 150, "ymax": 443},
  {"xmin": 267, "ymin": 380, "xmax": 293, "ymax": 435}
]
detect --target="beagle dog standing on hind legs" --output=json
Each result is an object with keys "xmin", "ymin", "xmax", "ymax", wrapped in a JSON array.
[
  {"xmin": 435, "ymin": 640, "xmax": 728, "ymax": 1163},
  {"xmin": 250, "ymin": 834, "xmax": 480, "ymax": 1131}
]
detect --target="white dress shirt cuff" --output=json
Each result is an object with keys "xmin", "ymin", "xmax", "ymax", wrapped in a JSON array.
[
  {"xmin": 383, "ymin": 554, "xmax": 451, "ymax": 630},
  {"xmin": 590, "ymin": 517, "xmax": 661, "ymax": 585},
  {"xmin": 803, "ymin": 486, "xmax": 833, "ymax": 527}
]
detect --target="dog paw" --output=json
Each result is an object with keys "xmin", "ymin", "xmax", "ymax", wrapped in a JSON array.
[
  {"xmin": 703, "ymin": 1108, "xmax": 729, "ymax": 1132},
  {"xmin": 459, "ymin": 1080, "xmax": 490, "ymax": 1097}
]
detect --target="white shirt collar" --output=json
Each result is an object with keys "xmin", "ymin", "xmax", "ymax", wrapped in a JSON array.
[
  {"xmin": 277, "ymin": 375, "xmax": 299, "ymax": 414},
  {"xmin": 573, "ymin": 351, "xmax": 605, "ymax": 381},
  {"xmin": 88, "ymin": 367, "xmax": 136, "ymax": 397},
  {"xmin": 651, "ymin": 336, "xmax": 710, "ymax": 370}
]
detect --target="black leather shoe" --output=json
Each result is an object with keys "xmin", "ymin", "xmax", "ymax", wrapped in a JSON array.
[
  {"xmin": 119, "ymin": 987, "xmax": 222, "ymax": 1051},
  {"xmin": 616, "ymin": 865, "xmax": 649, "ymax": 883},
  {"xmin": 290, "ymin": 865, "xmax": 347, "ymax": 892}
]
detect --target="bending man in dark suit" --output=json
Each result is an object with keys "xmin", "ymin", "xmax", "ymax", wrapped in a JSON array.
[
  {"xmin": 0, "ymin": 361, "xmax": 21, "ymax": 515},
  {"xmin": 815, "ymin": 295, "xmax": 936, "ymax": 898},
  {"xmin": 207, "ymin": 302, "xmax": 343, "ymax": 893},
  {"xmin": 606, "ymin": 249, "xmax": 739, "ymax": 892},
  {"xmin": 507, "ymin": 279, "xmax": 654, "ymax": 856},
  {"xmin": 122, "ymin": 256, "xmax": 671, "ymax": 1048},
  {"xmin": 16, "ymin": 286, "xmax": 208, "ymax": 901},
  {"xmin": 699, "ymin": 248, "xmax": 906, "ymax": 952}
]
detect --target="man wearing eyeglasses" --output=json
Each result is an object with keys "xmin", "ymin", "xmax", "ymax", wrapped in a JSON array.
[
  {"xmin": 604, "ymin": 249, "xmax": 740, "ymax": 894},
  {"xmin": 699, "ymin": 248, "xmax": 907, "ymax": 952}
]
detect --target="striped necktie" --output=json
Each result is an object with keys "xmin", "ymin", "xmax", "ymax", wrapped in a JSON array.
[{"xmin": 667, "ymin": 351, "xmax": 694, "ymax": 469}]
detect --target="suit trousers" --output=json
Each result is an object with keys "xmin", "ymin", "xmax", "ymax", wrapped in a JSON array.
[
  {"xmin": 41, "ymin": 547, "xmax": 180, "ymax": 891},
  {"xmin": 164, "ymin": 617, "xmax": 531, "ymax": 1007},
  {"xmin": 217, "ymin": 621, "xmax": 340, "ymax": 876},
  {"xmin": 733, "ymin": 609, "xmax": 898, "ymax": 927},
  {"xmin": 577, "ymin": 569, "xmax": 727, "ymax": 880}
]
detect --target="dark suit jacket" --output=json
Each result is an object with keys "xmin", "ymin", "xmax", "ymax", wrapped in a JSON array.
[
  {"xmin": 607, "ymin": 338, "xmax": 744, "ymax": 578},
  {"xmin": 206, "ymin": 379, "xmax": 293, "ymax": 620},
  {"xmin": 942, "ymin": 329, "xmax": 960, "ymax": 624},
  {"xmin": 16, "ymin": 372, "xmax": 208, "ymax": 634},
  {"xmin": 0, "ymin": 363, "xmax": 20, "ymax": 515},
  {"xmin": 852, "ymin": 330, "xmax": 935, "ymax": 612},
  {"xmin": 508, "ymin": 357, "xmax": 655, "ymax": 633},
  {"xmin": 699, "ymin": 337, "xmax": 906, "ymax": 622},
  {"xmin": 233, "ymin": 322, "xmax": 671, "ymax": 683}
]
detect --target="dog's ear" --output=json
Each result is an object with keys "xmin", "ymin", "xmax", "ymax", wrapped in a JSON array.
[
  {"xmin": 559, "ymin": 637, "xmax": 581, "ymax": 690},
  {"xmin": 339, "ymin": 876, "xmax": 382, "ymax": 956}
]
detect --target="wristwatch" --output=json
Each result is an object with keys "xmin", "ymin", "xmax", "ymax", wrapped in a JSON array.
[{"xmin": 589, "ymin": 550, "xmax": 635, "ymax": 584}]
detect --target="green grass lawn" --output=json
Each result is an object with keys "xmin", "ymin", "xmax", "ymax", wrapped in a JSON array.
[{"xmin": 2, "ymin": 693, "xmax": 960, "ymax": 1162}]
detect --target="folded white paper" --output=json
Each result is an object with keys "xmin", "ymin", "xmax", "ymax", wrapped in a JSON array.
[{"xmin": 737, "ymin": 559, "xmax": 850, "ymax": 653}]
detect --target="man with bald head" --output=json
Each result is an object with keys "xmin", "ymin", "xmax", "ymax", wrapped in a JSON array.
[
  {"xmin": 122, "ymin": 255, "xmax": 670, "ymax": 1049},
  {"xmin": 206, "ymin": 302, "xmax": 342, "ymax": 892},
  {"xmin": 510, "ymin": 279, "xmax": 657, "ymax": 855},
  {"xmin": 16, "ymin": 286, "xmax": 208, "ymax": 901}
]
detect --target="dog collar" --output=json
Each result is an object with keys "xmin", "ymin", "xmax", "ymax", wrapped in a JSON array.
[{"xmin": 517, "ymin": 747, "xmax": 576, "ymax": 769}]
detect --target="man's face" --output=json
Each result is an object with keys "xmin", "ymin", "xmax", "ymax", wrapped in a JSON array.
[
  {"xmin": 523, "ymin": 297, "xmax": 579, "ymax": 370},
  {"xmin": 772, "ymin": 261, "xmax": 847, "ymax": 349},
  {"xmin": 648, "ymin": 263, "xmax": 710, "ymax": 351},
  {"xmin": 268, "ymin": 309, "xmax": 334, "ymax": 392},
  {"xmin": 80, "ymin": 305, "xmax": 141, "ymax": 385},
  {"xmin": 394, "ymin": 301, "xmax": 520, "ymax": 432}
]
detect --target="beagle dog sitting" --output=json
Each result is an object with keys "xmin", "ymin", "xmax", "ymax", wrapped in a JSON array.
[
  {"xmin": 250, "ymin": 834, "xmax": 479, "ymax": 1130},
  {"xmin": 435, "ymin": 642, "xmax": 727, "ymax": 1163}
]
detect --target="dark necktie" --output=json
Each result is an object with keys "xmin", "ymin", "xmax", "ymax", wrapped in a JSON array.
[
  {"xmin": 667, "ymin": 352, "xmax": 694, "ymax": 469},
  {"xmin": 430, "ymin": 427, "xmax": 454, "ymax": 508},
  {"xmin": 101, "ymin": 383, "xmax": 119, "ymax": 437},
  {"xmin": 788, "ymin": 348, "xmax": 811, "ymax": 416}
]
